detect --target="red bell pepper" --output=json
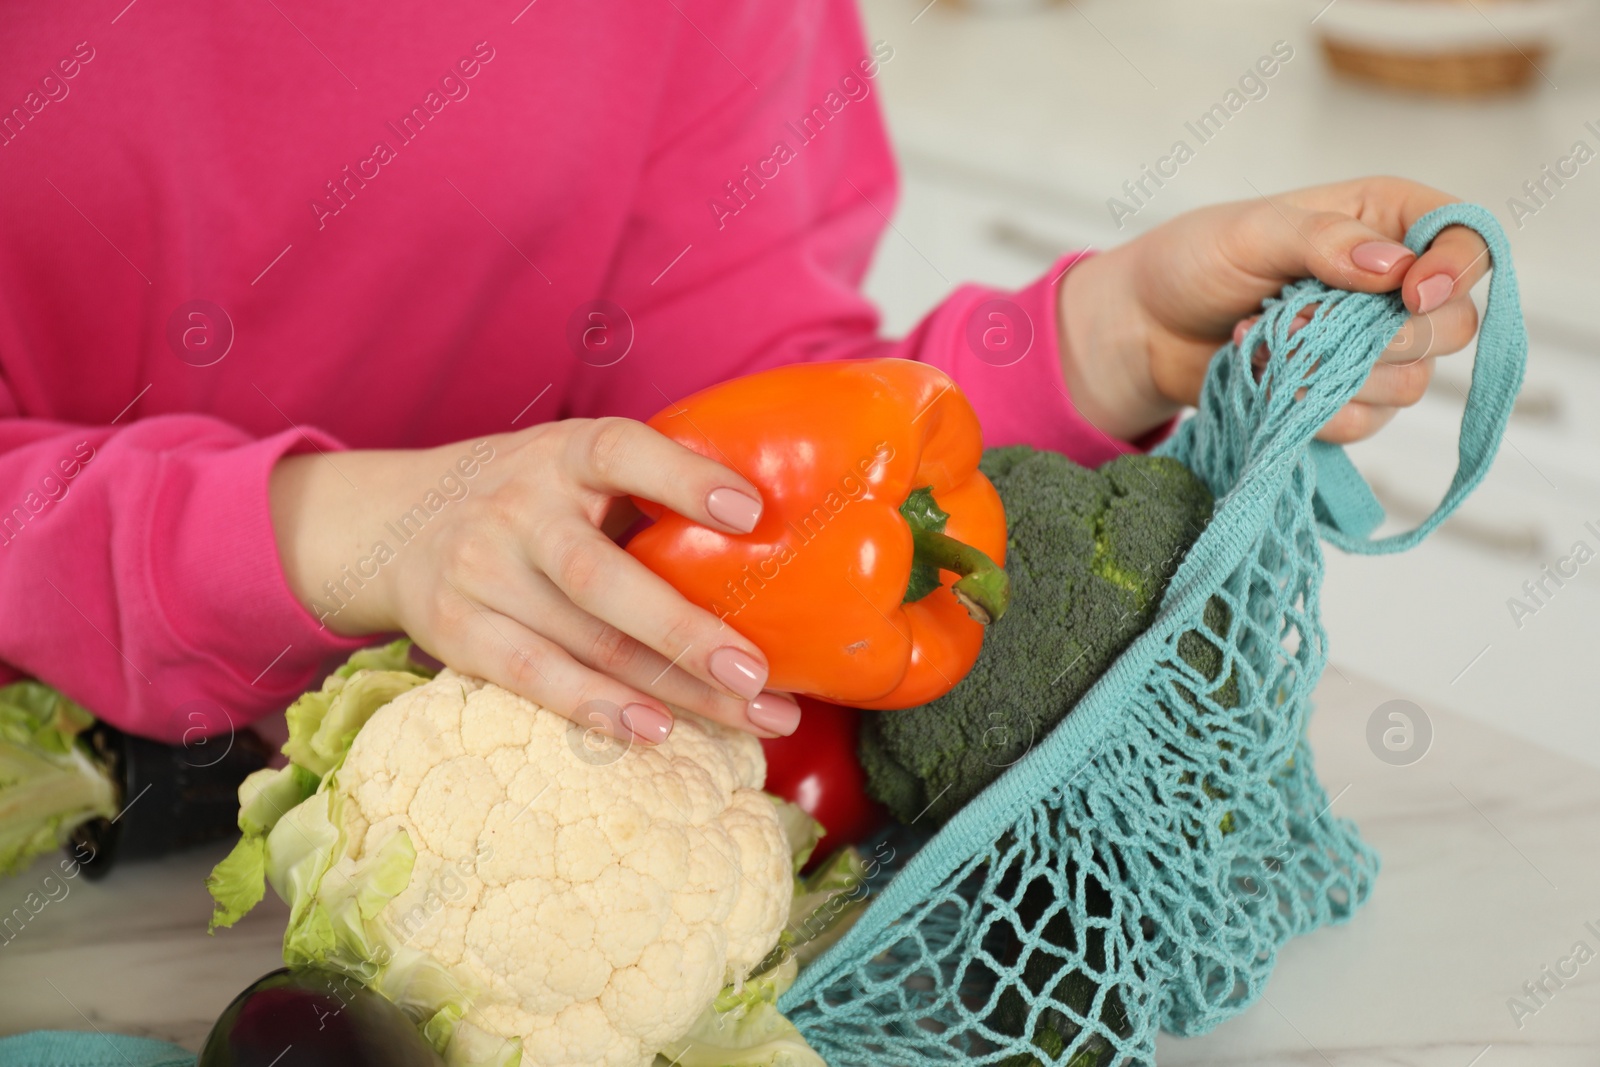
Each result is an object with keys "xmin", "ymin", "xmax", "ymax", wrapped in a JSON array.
[{"xmin": 760, "ymin": 697, "xmax": 887, "ymax": 862}]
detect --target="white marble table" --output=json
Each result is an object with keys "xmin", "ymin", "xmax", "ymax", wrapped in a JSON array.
[
  {"xmin": 2, "ymin": 668, "xmax": 1597, "ymax": 1063},
  {"xmin": 1157, "ymin": 670, "xmax": 1600, "ymax": 1067}
]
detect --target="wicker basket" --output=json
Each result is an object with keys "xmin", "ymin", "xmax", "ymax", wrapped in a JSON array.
[
  {"xmin": 1315, "ymin": 0, "xmax": 1575, "ymax": 95},
  {"xmin": 1320, "ymin": 37, "xmax": 1548, "ymax": 94}
]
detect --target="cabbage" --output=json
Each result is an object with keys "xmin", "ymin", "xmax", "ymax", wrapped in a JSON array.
[{"xmin": 0, "ymin": 681, "xmax": 118, "ymax": 878}]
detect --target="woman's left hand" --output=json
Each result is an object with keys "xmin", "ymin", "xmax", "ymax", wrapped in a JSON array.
[{"xmin": 1057, "ymin": 177, "xmax": 1493, "ymax": 444}]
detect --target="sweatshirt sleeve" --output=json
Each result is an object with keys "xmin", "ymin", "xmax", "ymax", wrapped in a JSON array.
[
  {"xmin": 561, "ymin": 0, "xmax": 1174, "ymax": 466},
  {"xmin": 0, "ymin": 409, "xmax": 368, "ymax": 743}
]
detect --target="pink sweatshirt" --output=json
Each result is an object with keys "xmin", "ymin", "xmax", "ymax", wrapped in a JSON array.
[{"xmin": 0, "ymin": 0, "xmax": 1159, "ymax": 741}]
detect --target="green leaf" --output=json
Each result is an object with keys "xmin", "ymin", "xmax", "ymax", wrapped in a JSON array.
[
  {"xmin": 0, "ymin": 681, "xmax": 95, "ymax": 741},
  {"xmin": 236, "ymin": 764, "xmax": 320, "ymax": 837},
  {"xmin": 0, "ymin": 682, "xmax": 118, "ymax": 879},
  {"xmin": 356, "ymin": 829, "xmax": 417, "ymax": 922},
  {"xmin": 786, "ymin": 846, "xmax": 871, "ymax": 971},
  {"xmin": 282, "ymin": 670, "xmax": 429, "ymax": 779},
  {"xmin": 205, "ymin": 765, "xmax": 319, "ymax": 932},
  {"xmin": 282, "ymin": 689, "xmax": 333, "ymax": 772},
  {"xmin": 269, "ymin": 783, "xmax": 346, "ymax": 963},
  {"xmin": 657, "ymin": 955, "xmax": 826, "ymax": 1067},
  {"xmin": 278, "ymin": 640, "xmax": 435, "ymax": 782},
  {"xmin": 205, "ymin": 834, "xmax": 267, "ymax": 933},
  {"xmin": 441, "ymin": 1021, "xmax": 523, "ymax": 1067},
  {"xmin": 767, "ymin": 796, "xmax": 823, "ymax": 875},
  {"xmin": 335, "ymin": 639, "xmax": 434, "ymax": 680},
  {"xmin": 421, "ymin": 1002, "xmax": 465, "ymax": 1056}
]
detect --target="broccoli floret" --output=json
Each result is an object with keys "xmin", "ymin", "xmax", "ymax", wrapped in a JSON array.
[{"xmin": 858, "ymin": 446, "xmax": 1217, "ymax": 828}]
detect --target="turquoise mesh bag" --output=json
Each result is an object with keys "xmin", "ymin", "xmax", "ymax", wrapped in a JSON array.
[{"xmin": 779, "ymin": 203, "xmax": 1527, "ymax": 1065}]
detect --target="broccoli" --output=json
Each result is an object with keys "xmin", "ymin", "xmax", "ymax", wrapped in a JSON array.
[
  {"xmin": 859, "ymin": 445, "xmax": 1245, "ymax": 1066},
  {"xmin": 859, "ymin": 446, "xmax": 1219, "ymax": 827}
]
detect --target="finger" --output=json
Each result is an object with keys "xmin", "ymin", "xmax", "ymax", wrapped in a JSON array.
[
  {"xmin": 568, "ymin": 417, "xmax": 764, "ymax": 535},
  {"xmin": 435, "ymin": 598, "xmax": 677, "ymax": 746},
  {"xmin": 1327, "ymin": 176, "xmax": 1485, "ymax": 314},
  {"xmin": 746, "ymin": 692, "xmax": 803, "ymax": 737},
  {"xmin": 1402, "ymin": 224, "xmax": 1492, "ymax": 315},
  {"xmin": 1285, "ymin": 177, "xmax": 1489, "ymax": 315},
  {"xmin": 1351, "ymin": 357, "xmax": 1436, "ymax": 408},
  {"xmin": 1381, "ymin": 294, "xmax": 1479, "ymax": 368},
  {"xmin": 1231, "ymin": 315, "xmax": 1259, "ymax": 349},
  {"xmin": 1323, "ymin": 175, "xmax": 1458, "ymax": 239},
  {"xmin": 481, "ymin": 568, "xmax": 788, "ymax": 737},
  {"xmin": 1242, "ymin": 308, "xmax": 1318, "ymax": 382},
  {"xmin": 1315, "ymin": 401, "xmax": 1398, "ymax": 444},
  {"xmin": 1236, "ymin": 199, "xmax": 1417, "ymax": 296},
  {"xmin": 531, "ymin": 520, "xmax": 777, "ymax": 713},
  {"xmin": 1241, "ymin": 282, "xmax": 1473, "ymax": 376}
]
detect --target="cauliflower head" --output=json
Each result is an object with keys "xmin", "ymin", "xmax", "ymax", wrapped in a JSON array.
[
  {"xmin": 336, "ymin": 670, "xmax": 793, "ymax": 1067},
  {"xmin": 206, "ymin": 643, "xmax": 817, "ymax": 1067}
]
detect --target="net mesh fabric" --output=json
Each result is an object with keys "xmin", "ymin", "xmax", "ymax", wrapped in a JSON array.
[{"xmin": 779, "ymin": 203, "xmax": 1523, "ymax": 1066}]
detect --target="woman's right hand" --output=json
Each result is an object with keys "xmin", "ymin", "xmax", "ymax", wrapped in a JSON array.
[{"xmin": 268, "ymin": 417, "xmax": 804, "ymax": 746}]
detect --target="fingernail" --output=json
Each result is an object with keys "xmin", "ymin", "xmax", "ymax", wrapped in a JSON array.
[
  {"xmin": 706, "ymin": 488, "xmax": 762, "ymax": 533},
  {"xmin": 1414, "ymin": 273, "xmax": 1454, "ymax": 314},
  {"xmin": 1231, "ymin": 318, "xmax": 1255, "ymax": 347},
  {"xmin": 746, "ymin": 692, "xmax": 801, "ymax": 736},
  {"xmin": 709, "ymin": 646, "xmax": 767, "ymax": 700},
  {"xmin": 620, "ymin": 703, "xmax": 673, "ymax": 745},
  {"xmin": 1350, "ymin": 241, "xmax": 1413, "ymax": 274}
]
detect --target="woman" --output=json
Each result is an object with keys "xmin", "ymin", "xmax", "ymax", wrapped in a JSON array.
[{"xmin": 0, "ymin": 1, "xmax": 1482, "ymax": 747}]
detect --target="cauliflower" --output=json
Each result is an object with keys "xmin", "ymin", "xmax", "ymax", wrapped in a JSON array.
[
  {"xmin": 341, "ymin": 669, "xmax": 792, "ymax": 1065},
  {"xmin": 207, "ymin": 642, "xmax": 825, "ymax": 1067}
]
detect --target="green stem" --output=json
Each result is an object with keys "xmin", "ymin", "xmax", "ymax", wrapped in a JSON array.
[{"xmin": 911, "ymin": 527, "xmax": 1011, "ymax": 625}]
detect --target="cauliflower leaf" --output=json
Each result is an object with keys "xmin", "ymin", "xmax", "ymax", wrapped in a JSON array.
[
  {"xmin": 206, "ymin": 640, "xmax": 432, "ymax": 933},
  {"xmin": 658, "ymin": 956, "xmax": 824, "ymax": 1067},
  {"xmin": 203, "ymin": 833, "xmax": 266, "ymax": 933}
]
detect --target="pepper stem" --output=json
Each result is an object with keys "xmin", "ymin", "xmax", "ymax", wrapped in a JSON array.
[{"xmin": 911, "ymin": 528, "xmax": 1011, "ymax": 625}]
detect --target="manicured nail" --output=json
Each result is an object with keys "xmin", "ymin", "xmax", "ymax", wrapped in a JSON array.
[
  {"xmin": 1414, "ymin": 273, "xmax": 1454, "ymax": 314},
  {"xmin": 1350, "ymin": 240, "xmax": 1414, "ymax": 274},
  {"xmin": 620, "ymin": 703, "xmax": 673, "ymax": 745},
  {"xmin": 709, "ymin": 646, "xmax": 767, "ymax": 699},
  {"xmin": 746, "ymin": 692, "xmax": 801, "ymax": 736},
  {"xmin": 706, "ymin": 488, "xmax": 762, "ymax": 533}
]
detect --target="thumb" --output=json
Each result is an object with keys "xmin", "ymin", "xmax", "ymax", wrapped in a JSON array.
[{"xmin": 1245, "ymin": 200, "xmax": 1418, "ymax": 295}]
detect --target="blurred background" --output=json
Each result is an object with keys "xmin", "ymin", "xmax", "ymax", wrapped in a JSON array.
[{"xmin": 858, "ymin": 0, "xmax": 1600, "ymax": 771}]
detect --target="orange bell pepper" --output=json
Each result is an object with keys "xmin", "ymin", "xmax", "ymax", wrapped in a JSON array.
[{"xmin": 626, "ymin": 358, "xmax": 1009, "ymax": 710}]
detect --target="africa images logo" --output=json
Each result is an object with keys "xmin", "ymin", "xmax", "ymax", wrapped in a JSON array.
[{"xmin": 706, "ymin": 41, "xmax": 895, "ymax": 232}]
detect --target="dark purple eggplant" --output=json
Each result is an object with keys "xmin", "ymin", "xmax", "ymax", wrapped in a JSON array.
[{"xmin": 199, "ymin": 967, "xmax": 444, "ymax": 1067}]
